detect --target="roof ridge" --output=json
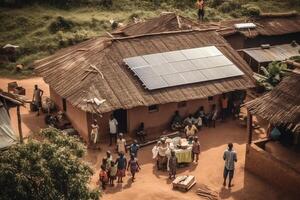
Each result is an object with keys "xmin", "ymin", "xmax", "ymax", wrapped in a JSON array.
[{"xmin": 111, "ymin": 28, "xmax": 218, "ymax": 41}]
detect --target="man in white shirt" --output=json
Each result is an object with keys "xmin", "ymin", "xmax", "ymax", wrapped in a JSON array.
[
  {"xmin": 223, "ymin": 143, "xmax": 237, "ymax": 187},
  {"xmin": 109, "ymin": 114, "xmax": 118, "ymax": 146}
]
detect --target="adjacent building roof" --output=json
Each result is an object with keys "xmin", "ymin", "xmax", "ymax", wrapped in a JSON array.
[
  {"xmin": 219, "ymin": 12, "xmax": 300, "ymax": 38},
  {"xmin": 35, "ymin": 29, "xmax": 254, "ymax": 114},
  {"xmin": 112, "ymin": 12, "xmax": 217, "ymax": 37},
  {"xmin": 0, "ymin": 101, "xmax": 17, "ymax": 149},
  {"xmin": 246, "ymin": 73, "xmax": 300, "ymax": 133},
  {"xmin": 242, "ymin": 43, "xmax": 300, "ymax": 63},
  {"xmin": 0, "ymin": 91, "xmax": 24, "ymax": 108}
]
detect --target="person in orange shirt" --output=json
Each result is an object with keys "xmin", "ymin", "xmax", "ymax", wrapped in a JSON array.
[
  {"xmin": 195, "ymin": 0, "xmax": 205, "ymax": 21},
  {"xmin": 220, "ymin": 94, "xmax": 229, "ymax": 121}
]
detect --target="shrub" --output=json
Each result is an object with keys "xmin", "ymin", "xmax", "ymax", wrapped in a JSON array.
[
  {"xmin": 0, "ymin": 128, "xmax": 100, "ymax": 200},
  {"xmin": 48, "ymin": 16, "xmax": 75, "ymax": 33},
  {"xmin": 206, "ymin": 0, "xmax": 224, "ymax": 8},
  {"xmin": 241, "ymin": 4, "xmax": 261, "ymax": 17},
  {"xmin": 218, "ymin": 0, "xmax": 241, "ymax": 13}
]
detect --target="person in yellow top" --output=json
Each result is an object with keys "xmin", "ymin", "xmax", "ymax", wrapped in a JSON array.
[
  {"xmin": 195, "ymin": 0, "xmax": 205, "ymax": 21},
  {"xmin": 184, "ymin": 122, "xmax": 198, "ymax": 138}
]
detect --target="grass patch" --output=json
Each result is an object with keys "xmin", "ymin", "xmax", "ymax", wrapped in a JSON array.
[{"xmin": 0, "ymin": 1, "xmax": 299, "ymax": 78}]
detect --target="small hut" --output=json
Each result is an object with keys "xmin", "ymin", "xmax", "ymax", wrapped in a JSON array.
[
  {"xmin": 244, "ymin": 72, "xmax": 300, "ymax": 196},
  {"xmin": 246, "ymin": 72, "xmax": 300, "ymax": 139}
]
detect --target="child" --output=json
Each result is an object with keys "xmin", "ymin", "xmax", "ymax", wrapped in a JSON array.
[
  {"xmin": 127, "ymin": 154, "xmax": 141, "ymax": 182},
  {"xmin": 99, "ymin": 165, "xmax": 108, "ymax": 190},
  {"xmin": 129, "ymin": 140, "xmax": 139, "ymax": 158},
  {"xmin": 116, "ymin": 152, "xmax": 127, "ymax": 183},
  {"xmin": 168, "ymin": 151, "xmax": 177, "ymax": 180},
  {"xmin": 109, "ymin": 161, "xmax": 117, "ymax": 186},
  {"xmin": 192, "ymin": 136, "xmax": 201, "ymax": 163},
  {"xmin": 117, "ymin": 133, "xmax": 127, "ymax": 154}
]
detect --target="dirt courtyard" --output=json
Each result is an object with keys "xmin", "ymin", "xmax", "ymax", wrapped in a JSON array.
[
  {"xmin": 86, "ymin": 119, "xmax": 296, "ymax": 200},
  {"xmin": 0, "ymin": 77, "xmax": 296, "ymax": 200}
]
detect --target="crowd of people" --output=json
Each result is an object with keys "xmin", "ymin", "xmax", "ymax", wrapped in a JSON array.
[
  {"xmin": 98, "ymin": 132, "xmax": 142, "ymax": 190},
  {"xmin": 171, "ymin": 93, "xmax": 244, "ymax": 134}
]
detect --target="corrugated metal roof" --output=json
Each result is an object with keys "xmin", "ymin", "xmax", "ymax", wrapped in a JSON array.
[{"xmin": 242, "ymin": 44, "xmax": 300, "ymax": 63}]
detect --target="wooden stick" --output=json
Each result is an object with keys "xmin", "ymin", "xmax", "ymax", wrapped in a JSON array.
[
  {"xmin": 17, "ymin": 106, "xmax": 23, "ymax": 143},
  {"xmin": 90, "ymin": 64, "xmax": 104, "ymax": 79}
]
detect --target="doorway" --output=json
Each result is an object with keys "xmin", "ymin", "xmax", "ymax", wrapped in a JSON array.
[{"xmin": 113, "ymin": 109, "xmax": 127, "ymax": 133}]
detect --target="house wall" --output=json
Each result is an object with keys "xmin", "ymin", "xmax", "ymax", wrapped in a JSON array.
[
  {"xmin": 223, "ymin": 34, "xmax": 245, "ymax": 50},
  {"xmin": 224, "ymin": 32, "xmax": 300, "ymax": 50},
  {"xmin": 245, "ymin": 33, "xmax": 300, "ymax": 48},
  {"xmin": 127, "ymin": 95, "xmax": 221, "ymax": 137},
  {"xmin": 49, "ymin": 87, "xmax": 63, "ymax": 110},
  {"xmin": 245, "ymin": 140, "xmax": 300, "ymax": 196},
  {"xmin": 49, "ymin": 88, "xmax": 89, "ymax": 142}
]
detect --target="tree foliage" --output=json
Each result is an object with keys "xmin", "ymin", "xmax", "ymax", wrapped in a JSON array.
[
  {"xmin": 255, "ymin": 61, "xmax": 288, "ymax": 91},
  {"xmin": 0, "ymin": 128, "xmax": 99, "ymax": 200}
]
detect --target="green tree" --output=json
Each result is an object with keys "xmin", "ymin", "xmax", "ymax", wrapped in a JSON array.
[
  {"xmin": 0, "ymin": 128, "xmax": 100, "ymax": 200},
  {"xmin": 255, "ymin": 61, "xmax": 288, "ymax": 91}
]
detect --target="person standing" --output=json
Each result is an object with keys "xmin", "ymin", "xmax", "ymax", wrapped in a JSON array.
[
  {"xmin": 168, "ymin": 151, "xmax": 177, "ymax": 180},
  {"xmin": 220, "ymin": 94, "xmax": 229, "ymax": 121},
  {"xmin": 117, "ymin": 133, "xmax": 127, "ymax": 154},
  {"xmin": 90, "ymin": 119, "xmax": 99, "ymax": 145},
  {"xmin": 109, "ymin": 161, "xmax": 117, "ymax": 186},
  {"xmin": 116, "ymin": 152, "xmax": 127, "ymax": 183},
  {"xmin": 105, "ymin": 151, "xmax": 113, "ymax": 175},
  {"xmin": 99, "ymin": 165, "xmax": 108, "ymax": 190},
  {"xmin": 127, "ymin": 154, "xmax": 141, "ymax": 182},
  {"xmin": 129, "ymin": 140, "xmax": 140, "ymax": 158},
  {"xmin": 223, "ymin": 143, "xmax": 237, "ymax": 188},
  {"xmin": 157, "ymin": 139, "xmax": 168, "ymax": 170},
  {"xmin": 109, "ymin": 114, "xmax": 118, "ymax": 146},
  {"xmin": 192, "ymin": 136, "xmax": 201, "ymax": 163},
  {"xmin": 195, "ymin": 0, "xmax": 205, "ymax": 21},
  {"xmin": 32, "ymin": 85, "xmax": 43, "ymax": 116}
]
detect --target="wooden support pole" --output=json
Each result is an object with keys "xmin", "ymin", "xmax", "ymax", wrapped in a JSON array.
[
  {"xmin": 247, "ymin": 111, "xmax": 253, "ymax": 144},
  {"xmin": 17, "ymin": 106, "xmax": 23, "ymax": 143}
]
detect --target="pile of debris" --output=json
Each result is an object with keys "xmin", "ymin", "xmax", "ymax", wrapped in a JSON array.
[{"xmin": 196, "ymin": 184, "xmax": 219, "ymax": 200}]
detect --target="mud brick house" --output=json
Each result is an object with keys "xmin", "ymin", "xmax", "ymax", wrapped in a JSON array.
[
  {"xmin": 218, "ymin": 12, "xmax": 300, "ymax": 50},
  {"xmin": 35, "ymin": 15, "xmax": 254, "ymax": 143}
]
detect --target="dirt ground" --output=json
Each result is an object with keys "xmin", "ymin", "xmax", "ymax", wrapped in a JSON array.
[
  {"xmin": 0, "ymin": 77, "xmax": 49, "ymax": 138},
  {"xmin": 0, "ymin": 77, "xmax": 296, "ymax": 200}
]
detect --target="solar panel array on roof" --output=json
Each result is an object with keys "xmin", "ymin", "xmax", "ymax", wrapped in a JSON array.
[{"xmin": 124, "ymin": 46, "xmax": 244, "ymax": 90}]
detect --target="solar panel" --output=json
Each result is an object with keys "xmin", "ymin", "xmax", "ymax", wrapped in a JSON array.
[
  {"xmin": 140, "ymin": 76, "xmax": 168, "ymax": 90},
  {"xmin": 162, "ymin": 51, "xmax": 187, "ymax": 62},
  {"xmin": 162, "ymin": 73, "xmax": 186, "ymax": 86},
  {"xmin": 234, "ymin": 23, "xmax": 256, "ymax": 29},
  {"xmin": 171, "ymin": 60, "xmax": 196, "ymax": 72},
  {"xmin": 124, "ymin": 46, "xmax": 244, "ymax": 90},
  {"xmin": 180, "ymin": 70, "xmax": 208, "ymax": 83},
  {"xmin": 132, "ymin": 66, "xmax": 157, "ymax": 77},
  {"xmin": 124, "ymin": 56, "xmax": 148, "ymax": 69},
  {"xmin": 143, "ymin": 53, "xmax": 167, "ymax": 65},
  {"xmin": 151, "ymin": 63, "xmax": 176, "ymax": 75}
]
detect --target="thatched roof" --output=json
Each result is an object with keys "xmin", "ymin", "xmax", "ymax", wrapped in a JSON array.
[
  {"xmin": 219, "ymin": 12, "xmax": 300, "ymax": 38},
  {"xmin": 112, "ymin": 13, "xmax": 217, "ymax": 37},
  {"xmin": 35, "ymin": 29, "xmax": 254, "ymax": 114},
  {"xmin": 246, "ymin": 73, "xmax": 300, "ymax": 133}
]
